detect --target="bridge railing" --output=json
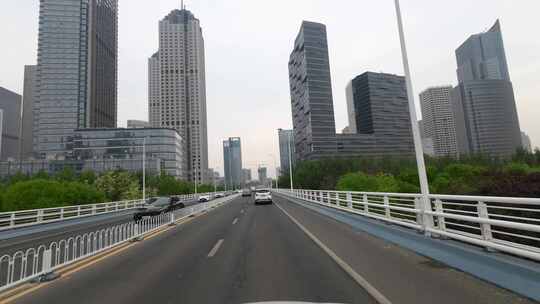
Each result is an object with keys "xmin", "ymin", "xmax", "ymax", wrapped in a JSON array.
[
  {"xmin": 0, "ymin": 195, "xmax": 235, "ymax": 292},
  {"xmin": 0, "ymin": 192, "xmax": 223, "ymax": 231},
  {"xmin": 275, "ymin": 189, "xmax": 540, "ymax": 262}
]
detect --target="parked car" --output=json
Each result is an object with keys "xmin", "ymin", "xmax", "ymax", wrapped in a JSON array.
[
  {"xmin": 133, "ymin": 197, "xmax": 185, "ymax": 221},
  {"xmin": 198, "ymin": 194, "xmax": 210, "ymax": 202},
  {"xmin": 242, "ymin": 189, "xmax": 251, "ymax": 197},
  {"xmin": 254, "ymin": 189, "xmax": 272, "ymax": 205}
]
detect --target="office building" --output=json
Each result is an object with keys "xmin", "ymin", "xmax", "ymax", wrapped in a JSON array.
[
  {"xmin": 21, "ymin": 65, "xmax": 37, "ymax": 159},
  {"xmin": 242, "ymin": 168, "xmax": 252, "ymax": 184},
  {"xmin": 0, "ymin": 87, "xmax": 22, "ymax": 160},
  {"xmin": 277, "ymin": 128, "xmax": 295, "ymax": 174},
  {"xmin": 521, "ymin": 132, "xmax": 532, "ymax": 153},
  {"xmin": 148, "ymin": 52, "xmax": 160, "ymax": 127},
  {"xmin": 258, "ymin": 167, "xmax": 268, "ymax": 184},
  {"xmin": 69, "ymin": 128, "xmax": 184, "ymax": 178},
  {"xmin": 342, "ymin": 72, "xmax": 414, "ymax": 156},
  {"xmin": 452, "ymin": 20, "xmax": 521, "ymax": 157},
  {"xmin": 418, "ymin": 120, "xmax": 435, "ymax": 157},
  {"xmin": 419, "ymin": 86, "xmax": 459, "ymax": 158},
  {"xmin": 35, "ymin": 0, "xmax": 118, "ymax": 158},
  {"xmin": 223, "ymin": 137, "xmax": 242, "ymax": 189},
  {"xmin": 127, "ymin": 120, "xmax": 150, "ymax": 128},
  {"xmin": 288, "ymin": 21, "xmax": 337, "ymax": 162},
  {"xmin": 150, "ymin": 7, "xmax": 209, "ymax": 183}
]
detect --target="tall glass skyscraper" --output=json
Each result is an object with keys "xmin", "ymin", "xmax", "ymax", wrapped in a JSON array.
[
  {"xmin": 149, "ymin": 8, "xmax": 209, "ymax": 183},
  {"xmin": 288, "ymin": 21, "xmax": 337, "ymax": 162},
  {"xmin": 223, "ymin": 137, "xmax": 242, "ymax": 189},
  {"xmin": 35, "ymin": 0, "xmax": 118, "ymax": 158},
  {"xmin": 452, "ymin": 20, "xmax": 521, "ymax": 157}
]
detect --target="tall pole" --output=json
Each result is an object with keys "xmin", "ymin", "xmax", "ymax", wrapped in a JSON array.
[
  {"xmin": 288, "ymin": 132, "xmax": 294, "ymax": 191},
  {"xmin": 142, "ymin": 137, "xmax": 146, "ymax": 202},
  {"xmin": 194, "ymin": 166, "xmax": 198, "ymax": 194},
  {"xmin": 394, "ymin": 0, "xmax": 432, "ymax": 234}
]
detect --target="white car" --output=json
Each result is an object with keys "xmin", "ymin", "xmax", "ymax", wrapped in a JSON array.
[
  {"xmin": 198, "ymin": 194, "xmax": 210, "ymax": 202},
  {"xmin": 254, "ymin": 189, "xmax": 272, "ymax": 205}
]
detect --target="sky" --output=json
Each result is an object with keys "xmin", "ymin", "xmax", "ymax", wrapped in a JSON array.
[{"xmin": 1, "ymin": 0, "xmax": 539, "ymax": 178}]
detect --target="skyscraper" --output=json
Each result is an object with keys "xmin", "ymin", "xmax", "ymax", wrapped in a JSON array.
[
  {"xmin": 277, "ymin": 128, "xmax": 295, "ymax": 175},
  {"xmin": 258, "ymin": 167, "xmax": 268, "ymax": 184},
  {"xmin": 342, "ymin": 72, "xmax": 414, "ymax": 156},
  {"xmin": 223, "ymin": 137, "xmax": 242, "ymax": 189},
  {"xmin": 419, "ymin": 86, "xmax": 459, "ymax": 158},
  {"xmin": 0, "ymin": 87, "xmax": 22, "ymax": 160},
  {"xmin": 21, "ymin": 65, "xmax": 37, "ymax": 159},
  {"xmin": 521, "ymin": 132, "xmax": 532, "ymax": 153},
  {"xmin": 151, "ymin": 8, "xmax": 209, "ymax": 183},
  {"xmin": 452, "ymin": 20, "xmax": 521, "ymax": 157},
  {"xmin": 35, "ymin": 0, "xmax": 118, "ymax": 158},
  {"xmin": 288, "ymin": 21, "xmax": 337, "ymax": 162}
]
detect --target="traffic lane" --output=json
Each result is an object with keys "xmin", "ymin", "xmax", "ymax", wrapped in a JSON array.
[
  {"xmin": 0, "ymin": 199, "xmax": 212, "ymax": 256},
  {"xmin": 13, "ymin": 195, "xmax": 377, "ymax": 304},
  {"xmin": 13, "ymin": 196, "xmax": 248, "ymax": 304},
  {"xmin": 274, "ymin": 195, "xmax": 535, "ymax": 304}
]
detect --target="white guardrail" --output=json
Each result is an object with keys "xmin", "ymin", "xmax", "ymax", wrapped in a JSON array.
[
  {"xmin": 0, "ymin": 195, "xmax": 236, "ymax": 292},
  {"xmin": 0, "ymin": 192, "xmax": 222, "ymax": 231},
  {"xmin": 275, "ymin": 189, "xmax": 540, "ymax": 262}
]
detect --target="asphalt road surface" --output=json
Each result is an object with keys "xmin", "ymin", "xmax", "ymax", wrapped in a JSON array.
[{"xmin": 8, "ymin": 195, "xmax": 535, "ymax": 304}]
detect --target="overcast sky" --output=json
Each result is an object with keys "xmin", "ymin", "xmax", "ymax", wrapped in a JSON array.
[{"xmin": 1, "ymin": 0, "xmax": 539, "ymax": 178}]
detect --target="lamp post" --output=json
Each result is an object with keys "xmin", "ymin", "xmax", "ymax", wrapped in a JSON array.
[
  {"xmin": 393, "ymin": 0, "xmax": 432, "ymax": 234},
  {"xmin": 288, "ymin": 131, "xmax": 294, "ymax": 191},
  {"xmin": 142, "ymin": 137, "xmax": 146, "ymax": 202}
]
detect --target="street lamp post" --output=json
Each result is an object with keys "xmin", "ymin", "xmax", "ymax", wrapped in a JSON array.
[
  {"xmin": 288, "ymin": 131, "xmax": 294, "ymax": 191},
  {"xmin": 142, "ymin": 137, "xmax": 146, "ymax": 203},
  {"xmin": 393, "ymin": 0, "xmax": 432, "ymax": 234}
]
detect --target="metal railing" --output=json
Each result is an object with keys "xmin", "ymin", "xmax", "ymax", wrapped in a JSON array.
[
  {"xmin": 0, "ymin": 195, "xmax": 235, "ymax": 292},
  {"xmin": 0, "ymin": 192, "xmax": 223, "ymax": 231},
  {"xmin": 275, "ymin": 189, "xmax": 540, "ymax": 262}
]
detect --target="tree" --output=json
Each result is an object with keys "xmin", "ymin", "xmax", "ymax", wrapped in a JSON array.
[
  {"xmin": 95, "ymin": 171, "xmax": 140, "ymax": 201},
  {"xmin": 79, "ymin": 170, "xmax": 97, "ymax": 184},
  {"xmin": 55, "ymin": 167, "xmax": 76, "ymax": 181}
]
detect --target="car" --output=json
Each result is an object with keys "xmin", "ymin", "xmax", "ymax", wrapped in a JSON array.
[
  {"xmin": 215, "ymin": 193, "xmax": 224, "ymax": 198},
  {"xmin": 198, "ymin": 194, "xmax": 210, "ymax": 202},
  {"xmin": 242, "ymin": 189, "xmax": 251, "ymax": 197},
  {"xmin": 133, "ymin": 197, "xmax": 185, "ymax": 221},
  {"xmin": 254, "ymin": 189, "xmax": 272, "ymax": 205}
]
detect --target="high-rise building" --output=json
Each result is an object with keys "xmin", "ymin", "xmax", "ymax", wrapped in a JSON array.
[
  {"xmin": 150, "ymin": 8, "xmax": 209, "ymax": 183},
  {"xmin": 342, "ymin": 72, "xmax": 414, "ymax": 156},
  {"xmin": 277, "ymin": 128, "xmax": 295, "ymax": 175},
  {"xmin": 242, "ymin": 168, "xmax": 252, "ymax": 184},
  {"xmin": 223, "ymin": 137, "xmax": 242, "ymax": 189},
  {"xmin": 258, "ymin": 167, "xmax": 268, "ymax": 184},
  {"xmin": 127, "ymin": 120, "xmax": 150, "ymax": 128},
  {"xmin": 35, "ymin": 0, "xmax": 118, "ymax": 158},
  {"xmin": 521, "ymin": 132, "xmax": 532, "ymax": 153},
  {"xmin": 21, "ymin": 65, "xmax": 37, "ymax": 159},
  {"xmin": 148, "ymin": 52, "xmax": 160, "ymax": 127},
  {"xmin": 452, "ymin": 20, "xmax": 521, "ymax": 157},
  {"xmin": 419, "ymin": 86, "xmax": 459, "ymax": 158},
  {"xmin": 0, "ymin": 87, "xmax": 22, "ymax": 160},
  {"xmin": 288, "ymin": 21, "xmax": 337, "ymax": 162}
]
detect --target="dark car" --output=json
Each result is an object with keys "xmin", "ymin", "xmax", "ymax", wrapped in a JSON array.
[
  {"xmin": 242, "ymin": 189, "xmax": 251, "ymax": 197},
  {"xmin": 133, "ymin": 197, "xmax": 185, "ymax": 221}
]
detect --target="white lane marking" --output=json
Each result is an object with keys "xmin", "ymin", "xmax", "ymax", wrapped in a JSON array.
[
  {"xmin": 232, "ymin": 218, "xmax": 238, "ymax": 225},
  {"xmin": 207, "ymin": 239, "xmax": 224, "ymax": 258},
  {"xmin": 274, "ymin": 203, "xmax": 393, "ymax": 304}
]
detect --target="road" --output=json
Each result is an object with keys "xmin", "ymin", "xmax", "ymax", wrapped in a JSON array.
[
  {"xmin": 7, "ymin": 195, "xmax": 535, "ymax": 304},
  {"xmin": 0, "ymin": 198, "xmax": 201, "ymax": 257}
]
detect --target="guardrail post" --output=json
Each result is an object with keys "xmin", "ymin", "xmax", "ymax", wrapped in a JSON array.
[
  {"xmin": 363, "ymin": 194, "xmax": 369, "ymax": 213},
  {"xmin": 168, "ymin": 212, "xmax": 176, "ymax": 226},
  {"xmin": 434, "ymin": 199, "xmax": 446, "ymax": 231},
  {"xmin": 383, "ymin": 196, "xmax": 391, "ymax": 219},
  {"xmin": 37, "ymin": 210, "xmax": 44, "ymax": 223},
  {"xmin": 346, "ymin": 192, "xmax": 353, "ymax": 209},
  {"xmin": 414, "ymin": 197, "xmax": 423, "ymax": 231},
  {"xmin": 131, "ymin": 223, "xmax": 143, "ymax": 242},
  {"xmin": 36, "ymin": 249, "xmax": 60, "ymax": 282},
  {"xmin": 92, "ymin": 204, "xmax": 97, "ymax": 215},
  {"xmin": 10, "ymin": 213, "xmax": 15, "ymax": 228},
  {"xmin": 420, "ymin": 196, "xmax": 435, "ymax": 237},
  {"xmin": 478, "ymin": 202, "xmax": 495, "ymax": 252}
]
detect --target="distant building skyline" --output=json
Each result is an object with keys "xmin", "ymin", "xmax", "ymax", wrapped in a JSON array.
[
  {"xmin": 0, "ymin": 87, "xmax": 21, "ymax": 160},
  {"xmin": 223, "ymin": 137, "xmax": 243, "ymax": 189},
  {"xmin": 277, "ymin": 128, "xmax": 295, "ymax": 175},
  {"xmin": 21, "ymin": 65, "xmax": 36, "ymax": 159},
  {"xmin": 521, "ymin": 131, "xmax": 532, "ymax": 153},
  {"xmin": 127, "ymin": 120, "xmax": 150, "ymax": 128}
]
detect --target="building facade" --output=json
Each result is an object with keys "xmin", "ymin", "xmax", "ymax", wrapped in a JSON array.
[
  {"xmin": 0, "ymin": 87, "xmax": 22, "ymax": 160},
  {"xmin": 258, "ymin": 167, "xmax": 268, "ymax": 184},
  {"xmin": 242, "ymin": 168, "xmax": 251, "ymax": 184},
  {"xmin": 223, "ymin": 137, "xmax": 242, "ymax": 189},
  {"xmin": 452, "ymin": 20, "xmax": 521, "ymax": 157},
  {"xmin": 344, "ymin": 72, "xmax": 414, "ymax": 156},
  {"xmin": 288, "ymin": 21, "xmax": 337, "ymax": 162},
  {"xmin": 419, "ymin": 86, "xmax": 459, "ymax": 158},
  {"xmin": 150, "ymin": 8, "xmax": 209, "ymax": 183},
  {"xmin": 521, "ymin": 131, "xmax": 532, "ymax": 153},
  {"xmin": 35, "ymin": 0, "xmax": 118, "ymax": 158},
  {"xmin": 277, "ymin": 128, "xmax": 295, "ymax": 174},
  {"xmin": 69, "ymin": 128, "xmax": 184, "ymax": 178},
  {"xmin": 21, "ymin": 65, "xmax": 37, "ymax": 159},
  {"xmin": 127, "ymin": 120, "xmax": 150, "ymax": 128}
]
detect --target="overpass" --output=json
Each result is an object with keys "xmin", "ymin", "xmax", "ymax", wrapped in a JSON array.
[{"xmin": 0, "ymin": 190, "xmax": 538, "ymax": 304}]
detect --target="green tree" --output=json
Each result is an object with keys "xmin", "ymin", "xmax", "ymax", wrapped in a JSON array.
[
  {"xmin": 79, "ymin": 170, "xmax": 97, "ymax": 184},
  {"xmin": 95, "ymin": 171, "xmax": 140, "ymax": 201},
  {"xmin": 55, "ymin": 167, "xmax": 76, "ymax": 181}
]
